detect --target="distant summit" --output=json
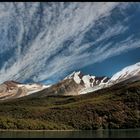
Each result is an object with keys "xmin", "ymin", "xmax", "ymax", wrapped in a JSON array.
[{"xmin": 0, "ymin": 62, "xmax": 140, "ymax": 100}]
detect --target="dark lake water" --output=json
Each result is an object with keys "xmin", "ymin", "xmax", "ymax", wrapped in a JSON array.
[{"xmin": 0, "ymin": 129, "xmax": 140, "ymax": 138}]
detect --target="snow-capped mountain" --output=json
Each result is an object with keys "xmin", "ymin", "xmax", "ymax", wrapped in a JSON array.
[
  {"xmin": 0, "ymin": 81, "xmax": 50, "ymax": 100},
  {"xmin": 65, "ymin": 71, "xmax": 110, "ymax": 94},
  {"xmin": 0, "ymin": 62, "xmax": 140, "ymax": 100},
  {"xmin": 109, "ymin": 62, "xmax": 140, "ymax": 84},
  {"xmin": 29, "ymin": 71, "xmax": 110, "ymax": 97},
  {"xmin": 63, "ymin": 62, "xmax": 140, "ymax": 95}
]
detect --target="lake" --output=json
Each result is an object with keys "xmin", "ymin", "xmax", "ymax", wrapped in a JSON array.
[{"xmin": 0, "ymin": 129, "xmax": 140, "ymax": 138}]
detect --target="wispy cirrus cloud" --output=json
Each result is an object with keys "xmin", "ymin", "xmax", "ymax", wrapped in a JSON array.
[{"xmin": 0, "ymin": 2, "xmax": 139, "ymax": 84}]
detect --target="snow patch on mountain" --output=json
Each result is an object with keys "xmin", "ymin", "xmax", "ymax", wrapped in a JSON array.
[
  {"xmin": 82, "ymin": 75, "xmax": 92, "ymax": 88},
  {"xmin": 110, "ymin": 62, "xmax": 140, "ymax": 83},
  {"xmin": 65, "ymin": 71, "xmax": 110, "ymax": 95},
  {"xmin": 17, "ymin": 83, "xmax": 51, "ymax": 95},
  {"xmin": 80, "ymin": 84, "xmax": 106, "ymax": 95},
  {"xmin": 73, "ymin": 71, "xmax": 81, "ymax": 84}
]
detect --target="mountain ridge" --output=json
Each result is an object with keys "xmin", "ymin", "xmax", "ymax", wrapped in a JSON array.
[{"xmin": 0, "ymin": 62, "xmax": 140, "ymax": 100}]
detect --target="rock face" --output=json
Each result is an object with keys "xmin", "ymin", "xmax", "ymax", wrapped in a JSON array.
[
  {"xmin": 31, "ymin": 78, "xmax": 83, "ymax": 97},
  {"xmin": 64, "ymin": 71, "xmax": 110, "ymax": 95},
  {"xmin": 32, "ymin": 71, "xmax": 110, "ymax": 97},
  {"xmin": 65, "ymin": 71, "xmax": 109, "ymax": 87}
]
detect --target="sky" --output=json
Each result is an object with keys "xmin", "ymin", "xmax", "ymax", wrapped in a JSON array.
[{"xmin": 0, "ymin": 2, "xmax": 140, "ymax": 84}]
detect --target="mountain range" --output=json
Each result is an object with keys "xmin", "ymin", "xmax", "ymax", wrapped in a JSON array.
[
  {"xmin": 0, "ymin": 62, "xmax": 140, "ymax": 100},
  {"xmin": 0, "ymin": 62, "xmax": 139, "ymax": 130}
]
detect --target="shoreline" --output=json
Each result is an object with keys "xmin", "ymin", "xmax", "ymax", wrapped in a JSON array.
[
  {"xmin": 0, "ymin": 129, "xmax": 79, "ymax": 132},
  {"xmin": 0, "ymin": 128, "xmax": 140, "ymax": 132}
]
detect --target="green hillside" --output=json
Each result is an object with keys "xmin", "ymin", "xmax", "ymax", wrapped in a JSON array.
[{"xmin": 0, "ymin": 80, "xmax": 139, "ymax": 130}]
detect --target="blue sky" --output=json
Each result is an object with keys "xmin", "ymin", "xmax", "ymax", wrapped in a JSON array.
[
  {"xmin": 80, "ymin": 47, "xmax": 140, "ymax": 77},
  {"xmin": 0, "ymin": 2, "xmax": 140, "ymax": 84}
]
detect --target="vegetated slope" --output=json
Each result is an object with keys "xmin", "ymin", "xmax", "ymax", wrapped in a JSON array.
[{"xmin": 0, "ymin": 78, "xmax": 139, "ymax": 130}]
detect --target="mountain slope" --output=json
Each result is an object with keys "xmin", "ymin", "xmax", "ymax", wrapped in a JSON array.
[
  {"xmin": 36, "ymin": 62, "xmax": 140, "ymax": 96},
  {"xmin": 110, "ymin": 62, "xmax": 140, "ymax": 84},
  {"xmin": 24, "ymin": 71, "xmax": 110, "ymax": 97},
  {"xmin": 0, "ymin": 77, "xmax": 139, "ymax": 130},
  {"xmin": 68, "ymin": 71, "xmax": 110, "ymax": 94},
  {"xmin": 0, "ymin": 62, "xmax": 139, "ymax": 130},
  {"xmin": 0, "ymin": 81, "xmax": 50, "ymax": 100},
  {"xmin": 0, "ymin": 62, "xmax": 140, "ymax": 100},
  {"xmin": 65, "ymin": 71, "xmax": 109, "ymax": 88}
]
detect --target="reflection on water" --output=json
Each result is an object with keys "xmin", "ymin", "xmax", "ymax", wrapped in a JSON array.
[{"xmin": 0, "ymin": 129, "xmax": 140, "ymax": 138}]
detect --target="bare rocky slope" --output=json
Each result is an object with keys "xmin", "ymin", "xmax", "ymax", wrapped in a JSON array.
[{"xmin": 0, "ymin": 81, "xmax": 49, "ymax": 101}]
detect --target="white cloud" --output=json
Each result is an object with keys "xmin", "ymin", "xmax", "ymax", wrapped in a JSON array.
[{"xmin": 0, "ymin": 2, "xmax": 139, "ymax": 84}]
